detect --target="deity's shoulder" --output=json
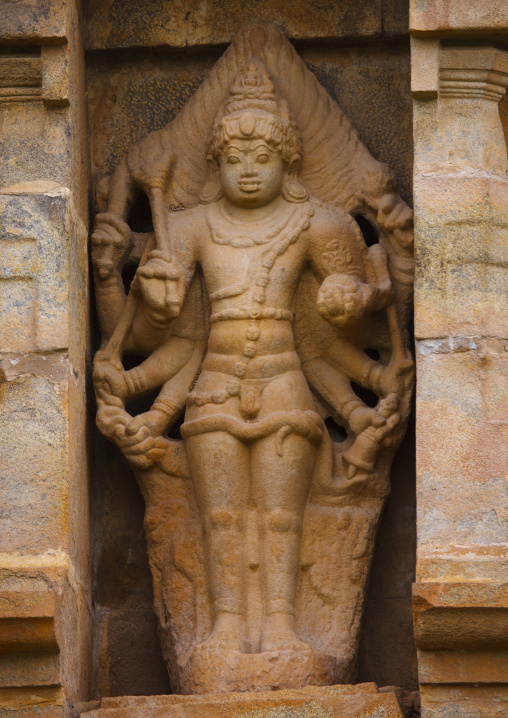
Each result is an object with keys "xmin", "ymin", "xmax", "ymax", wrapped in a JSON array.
[
  {"xmin": 306, "ymin": 198, "xmax": 363, "ymax": 247},
  {"xmin": 168, "ymin": 203, "xmax": 207, "ymax": 232},
  {"xmin": 167, "ymin": 203, "xmax": 209, "ymax": 255},
  {"xmin": 305, "ymin": 198, "xmax": 367, "ymax": 278}
]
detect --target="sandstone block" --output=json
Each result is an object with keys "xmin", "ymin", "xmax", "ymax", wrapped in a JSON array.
[
  {"xmin": 0, "ymin": 0, "xmax": 67, "ymax": 43},
  {"xmin": 84, "ymin": 0, "xmax": 384, "ymax": 51},
  {"xmin": 414, "ymin": 173, "xmax": 508, "ymax": 338},
  {"xmin": 416, "ymin": 342, "xmax": 508, "ymax": 557},
  {"xmin": 410, "ymin": 0, "xmax": 508, "ymax": 34},
  {"xmin": 79, "ymin": 684, "xmax": 404, "ymax": 718},
  {"xmin": 0, "ymin": 189, "xmax": 70, "ymax": 352}
]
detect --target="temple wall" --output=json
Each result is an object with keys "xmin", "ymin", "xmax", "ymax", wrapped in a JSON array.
[
  {"xmin": 0, "ymin": 0, "xmax": 92, "ymax": 714},
  {"xmin": 0, "ymin": 1, "xmax": 506, "ymax": 717},
  {"xmin": 84, "ymin": 0, "xmax": 418, "ymax": 697}
]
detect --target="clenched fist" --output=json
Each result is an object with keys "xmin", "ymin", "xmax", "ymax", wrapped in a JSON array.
[
  {"xmin": 134, "ymin": 250, "xmax": 185, "ymax": 323},
  {"xmin": 317, "ymin": 274, "xmax": 373, "ymax": 327}
]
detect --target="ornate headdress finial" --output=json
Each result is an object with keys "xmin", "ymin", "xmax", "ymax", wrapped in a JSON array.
[{"xmin": 223, "ymin": 61, "xmax": 281, "ymax": 117}]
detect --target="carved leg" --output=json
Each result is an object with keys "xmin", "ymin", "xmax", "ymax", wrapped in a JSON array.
[
  {"xmin": 185, "ymin": 431, "xmax": 249, "ymax": 653},
  {"xmin": 251, "ymin": 433, "xmax": 316, "ymax": 653}
]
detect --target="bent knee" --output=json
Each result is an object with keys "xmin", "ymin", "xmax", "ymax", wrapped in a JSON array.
[{"xmin": 265, "ymin": 509, "xmax": 302, "ymax": 533}]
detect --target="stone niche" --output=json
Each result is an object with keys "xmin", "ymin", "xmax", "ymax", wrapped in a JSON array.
[{"xmin": 83, "ymin": 0, "xmax": 417, "ymax": 703}]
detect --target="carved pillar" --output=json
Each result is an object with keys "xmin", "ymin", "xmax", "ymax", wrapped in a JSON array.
[
  {"xmin": 0, "ymin": 1, "xmax": 92, "ymax": 715},
  {"xmin": 412, "ymin": 20, "xmax": 508, "ymax": 718}
]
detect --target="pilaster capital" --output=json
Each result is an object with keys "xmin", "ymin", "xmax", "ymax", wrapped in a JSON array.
[{"xmin": 439, "ymin": 47, "xmax": 508, "ymax": 102}]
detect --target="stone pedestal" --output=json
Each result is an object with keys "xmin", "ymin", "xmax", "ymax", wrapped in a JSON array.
[
  {"xmin": 411, "ymin": 19, "xmax": 508, "ymax": 718},
  {"xmin": 79, "ymin": 684, "xmax": 404, "ymax": 718}
]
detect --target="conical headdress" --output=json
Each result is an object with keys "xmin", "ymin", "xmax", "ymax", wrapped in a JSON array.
[{"xmin": 210, "ymin": 59, "xmax": 302, "ymax": 164}]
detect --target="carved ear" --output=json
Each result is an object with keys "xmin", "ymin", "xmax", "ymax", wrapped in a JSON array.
[
  {"xmin": 200, "ymin": 157, "xmax": 222, "ymax": 204},
  {"xmin": 282, "ymin": 156, "xmax": 307, "ymax": 203}
]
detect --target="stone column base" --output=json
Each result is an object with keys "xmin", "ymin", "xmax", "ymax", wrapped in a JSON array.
[{"xmin": 79, "ymin": 684, "xmax": 405, "ymax": 718}]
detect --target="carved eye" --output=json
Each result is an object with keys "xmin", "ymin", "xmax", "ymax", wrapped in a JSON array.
[
  {"xmin": 227, "ymin": 156, "xmax": 241, "ymax": 164},
  {"xmin": 257, "ymin": 154, "xmax": 269, "ymax": 164}
]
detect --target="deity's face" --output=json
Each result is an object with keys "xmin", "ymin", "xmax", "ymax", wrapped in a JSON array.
[{"xmin": 218, "ymin": 136, "xmax": 285, "ymax": 209}]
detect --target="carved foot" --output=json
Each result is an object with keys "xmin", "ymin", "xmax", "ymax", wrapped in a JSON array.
[
  {"xmin": 262, "ymin": 630, "xmax": 311, "ymax": 653},
  {"xmin": 200, "ymin": 629, "xmax": 246, "ymax": 653},
  {"xmin": 261, "ymin": 613, "xmax": 311, "ymax": 653},
  {"xmin": 199, "ymin": 613, "xmax": 246, "ymax": 653}
]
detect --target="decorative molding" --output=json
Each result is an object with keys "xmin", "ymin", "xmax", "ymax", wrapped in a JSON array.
[{"xmin": 0, "ymin": 55, "xmax": 42, "ymax": 103}]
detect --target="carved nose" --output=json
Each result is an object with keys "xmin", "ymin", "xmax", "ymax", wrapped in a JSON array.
[{"xmin": 241, "ymin": 157, "xmax": 255, "ymax": 176}]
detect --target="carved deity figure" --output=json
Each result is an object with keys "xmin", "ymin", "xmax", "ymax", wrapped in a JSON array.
[{"xmin": 91, "ymin": 22, "xmax": 414, "ymax": 694}]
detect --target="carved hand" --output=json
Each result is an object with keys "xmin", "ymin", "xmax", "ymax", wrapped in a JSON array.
[
  {"xmin": 317, "ymin": 274, "xmax": 373, "ymax": 327},
  {"xmin": 348, "ymin": 406, "xmax": 386, "ymax": 435},
  {"xmin": 97, "ymin": 405, "xmax": 167, "ymax": 469},
  {"xmin": 379, "ymin": 357, "xmax": 415, "ymax": 397},
  {"xmin": 91, "ymin": 212, "xmax": 133, "ymax": 280},
  {"xmin": 118, "ymin": 419, "xmax": 168, "ymax": 469},
  {"xmin": 135, "ymin": 250, "xmax": 185, "ymax": 322},
  {"xmin": 376, "ymin": 194, "xmax": 413, "ymax": 250},
  {"xmin": 96, "ymin": 404, "xmax": 130, "ymax": 441},
  {"xmin": 93, "ymin": 355, "xmax": 129, "ymax": 404}
]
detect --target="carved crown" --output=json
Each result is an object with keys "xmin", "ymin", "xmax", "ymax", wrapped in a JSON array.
[{"xmin": 210, "ymin": 59, "xmax": 302, "ymax": 164}]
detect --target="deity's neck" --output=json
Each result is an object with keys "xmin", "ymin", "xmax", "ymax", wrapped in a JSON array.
[{"xmin": 220, "ymin": 195, "xmax": 288, "ymax": 224}]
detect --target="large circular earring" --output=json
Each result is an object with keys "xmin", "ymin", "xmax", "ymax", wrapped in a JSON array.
[
  {"xmin": 200, "ymin": 158, "xmax": 223, "ymax": 204},
  {"xmin": 282, "ymin": 168, "xmax": 308, "ymax": 203}
]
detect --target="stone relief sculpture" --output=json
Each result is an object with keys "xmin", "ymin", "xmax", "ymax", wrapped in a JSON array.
[{"xmin": 91, "ymin": 21, "xmax": 414, "ymax": 695}]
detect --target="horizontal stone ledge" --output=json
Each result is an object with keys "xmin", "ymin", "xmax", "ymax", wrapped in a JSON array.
[
  {"xmin": 79, "ymin": 684, "xmax": 404, "ymax": 718},
  {"xmin": 417, "ymin": 649, "xmax": 508, "ymax": 684},
  {"xmin": 414, "ymin": 581, "xmax": 508, "ymax": 609},
  {"xmin": 0, "ymin": 181, "xmax": 70, "ymax": 197},
  {"xmin": 0, "ymin": 0, "xmax": 68, "ymax": 43},
  {"xmin": 0, "ymin": 616, "xmax": 57, "ymax": 654},
  {"xmin": 416, "ymin": 547, "xmax": 508, "ymax": 583},
  {"xmin": 410, "ymin": 0, "xmax": 508, "ymax": 35},
  {"xmin": 83, "ymin": 1, "xmax": 408, "ymax": 52},
  {"xmin": 413, "ymin": 582, "xmax": 508, "ymax": 651},
  {"xmin": 414, "ymin": 167, "xmax": 508, "ymax": 181},
  {"xmin": 0, "ymin": 686, "xmax": 64, "ymax": 713}
]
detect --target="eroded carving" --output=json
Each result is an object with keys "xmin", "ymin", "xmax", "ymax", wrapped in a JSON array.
[{"xmin": 91, "ymin": 21, "xmax": 414, "ymax": 695}]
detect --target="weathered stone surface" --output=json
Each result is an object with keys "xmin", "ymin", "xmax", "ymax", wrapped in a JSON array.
[
  {"xmin": 0, "ymin": 1, "xmax": 91, "ymax": 715},
  {"xmin": 416, "ymin": 344, "xmax": 508, "ymax": 556},
  {"xmin": 413, "ymin": 40, "xmax": 508, "ymax": 718},
  {"xmin": 410, "ymin": 0, "xmax": 508, "ymax": 34},
  {"xmin": 84, "ymin": 0, "xmax": 385, "ymax": 51},
  {"xmin": 80, "ymin": 684, "xmax": 404, "ymax": 718},
  {"xmin": 418, "ymin": 684, "xmax": 508, "ymax": 718},
  {"xmin": 0, "ymin": 0, "xmax": 68, "ymax": 43},
  {"xmin": 0, "ymin": 189, "xmax": 70, "ymax": 352},
  {"xmin": 0, "ymin": 102, "xmax": 70, "ymax": 189},
  {"xmin": 87, "ymin": 23, "xmax": 416, "ymax": 696},
  {"xmin": 90, "ymin": 20, "xmax": 414, "ymax": 695}
]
